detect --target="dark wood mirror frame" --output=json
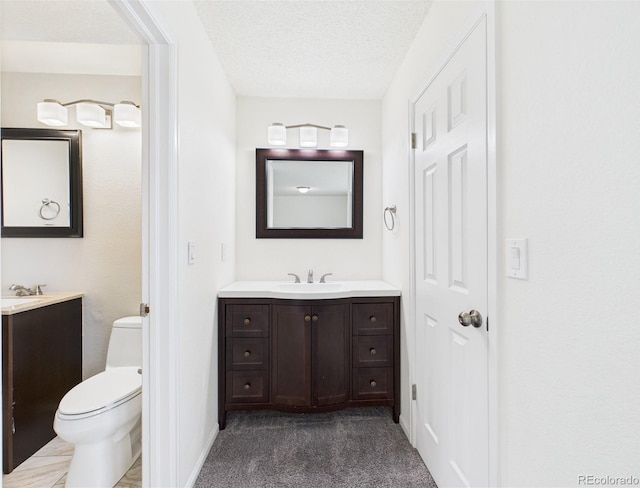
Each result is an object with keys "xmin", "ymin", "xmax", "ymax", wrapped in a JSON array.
[
  {"xmin": 1, "ymin": 128, "xmax": 83, "ymax": 238},
  {"xmin": 256, "ymin": 148, "xmax": 363, "ymax": 239}
]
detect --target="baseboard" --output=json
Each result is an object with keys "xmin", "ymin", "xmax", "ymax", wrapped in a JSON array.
[
  {"xmin": 184, "ymin": 423, "xmax": 219, "ymax": 487},
  {"xmin": 399, "ymin": 413, "xmax": 411, "ymax": 443}
]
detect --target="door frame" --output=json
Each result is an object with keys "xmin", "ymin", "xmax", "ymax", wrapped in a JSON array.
[
  {"xmin": 108, "ymin": 2, "xmax": 180, "ymax": 487},
  {"xmin": 408, "ymin": 3, "xmax": 499, "ymax": 486}
]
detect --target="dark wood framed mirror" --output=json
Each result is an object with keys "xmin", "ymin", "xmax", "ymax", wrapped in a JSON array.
[
  {"xmin": 1, "ymin": 128, "xmax": 83, "ymax": 237},
  {"xmin": 256, "ymin": 148, "xmax": 363, "ymax": 239}
]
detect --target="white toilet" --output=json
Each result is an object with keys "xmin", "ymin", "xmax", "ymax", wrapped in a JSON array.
[{"xmin": 54, "ymin": 316, "xmax": 142, "ymax": 488}]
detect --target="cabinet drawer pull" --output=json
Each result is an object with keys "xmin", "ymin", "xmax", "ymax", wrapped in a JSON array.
[
  {"xmin": 243, "ymin": 318, "xmax": 251, "ymax": 325},
  {"xmin": 370, "ymin": 380, "xmax": 377, "ymax": 387},
  {"xmin": 369, "ymin": 315, "xmax": 377, "ymax": 323},
  {"xmin": 243, "ymin": 350, "xmax": 251, "ymax": 358},
  {"xmin": 304, "ymin": 314, "xmax": 312, "ymax": 322},
  {"xmin": 243, "ymin": 383, "xmax": 251, "ymax": 390},
  {"xmin": 312, "ymin": 314, "xmax": 319, "ymax": 322},
  {"xmin": 369, "ymin": 348, "xmax": 377, "ymax": 355}
]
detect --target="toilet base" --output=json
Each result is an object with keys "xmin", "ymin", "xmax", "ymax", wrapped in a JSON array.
[{"xmin": 65, "ymin": 418, "xmax": 141, "ymax": 488}]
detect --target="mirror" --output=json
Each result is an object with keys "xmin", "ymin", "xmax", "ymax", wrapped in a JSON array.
[
  {"xmin": 1, "ymin": 128, "xmax": 83, "ymax": 237},
  {"xmin": 256, "ymin": 148, "xmax": 363, "ymax": 238}
]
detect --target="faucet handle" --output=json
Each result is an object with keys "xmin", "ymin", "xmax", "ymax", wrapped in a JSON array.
[
  {"xmin": 33, "ymin": 284, "xmax": 47, "ymax": 295},
  {"xmin": 287, "ymin": 273, "xmax": 301, "ymax": 283},
  {"xmin": 319, "ymin": 273, "xmax": 333, "ymax": 283}
]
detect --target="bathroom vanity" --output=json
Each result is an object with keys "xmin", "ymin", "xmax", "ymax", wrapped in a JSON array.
[
  {"xmin": 217, "ymin": 281, "xmax": 400, "ymax": 429},
  {"xmin": 1, "ymin": 294, "xmax": 83, "ymax": 473}
]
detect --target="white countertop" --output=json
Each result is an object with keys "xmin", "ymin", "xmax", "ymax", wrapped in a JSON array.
[
  {"xmin": 1, "ymin": 293, "xmax": 84, "ymax": 316},
  {"xmin": 218, "ymin": 280, "xmax": 401, "ymax": 300}
]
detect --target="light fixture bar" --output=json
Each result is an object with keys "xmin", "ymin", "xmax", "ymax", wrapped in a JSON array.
[
  {"xmin": 267, "ymin": 122, "xmax": 349, "ymax": 148},
  {"xmin": 36, "ymin": 98, "xmax": 141, "ymax": 129}
]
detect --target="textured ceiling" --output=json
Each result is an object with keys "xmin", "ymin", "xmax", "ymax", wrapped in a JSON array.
[
  {"xmin": 1, "ymin": 0, "xmax": 431, "ymax": 100},
  {"xmin": 0, "ymin": 0, "xmax": 140, "ymax": 44},
  {"xmin": 193, "ymin": 0, "xmax": 431, "ymax": 99}
]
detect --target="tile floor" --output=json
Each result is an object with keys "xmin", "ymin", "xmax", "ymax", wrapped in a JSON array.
[{"xmin": 2, "ymin": 437, "xmax": 141, "ymax": 488}]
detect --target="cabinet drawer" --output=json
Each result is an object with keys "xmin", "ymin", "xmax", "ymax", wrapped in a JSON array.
[
  {"xmin": 352, "ymin": 303, "xmax": 393, "ymax": 335},
  {"xmin": 226, "ymin": 338, "xmax": 269, "ymax": 370},
  {"xmin": 353, "ymin": 335, "xmax": 392, "ymax": 368},
  {"xmin": 226, "ymin": 371, "xmax": 269, "ymax": 404},
  {"xmin": 352, "ymin": 368, "xmax": 392, "ymax": 400},
  {"xmin": 226, "ymin": 304, "xmax": 269, "ymax": 337}
]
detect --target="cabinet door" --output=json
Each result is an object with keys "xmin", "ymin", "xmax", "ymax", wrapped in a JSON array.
[
  {"xmin": 312, "ymin": 304, "xmax": 349, "ymax": 406},
  {"xmin": 272, "ymin": 305, "xmax": 311, "ymax": 406}
]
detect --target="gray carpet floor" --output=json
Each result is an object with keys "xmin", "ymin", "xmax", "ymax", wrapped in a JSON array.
[{"xmin": 194, "ymin": 407, "xmax": 438, "ymax": 488}]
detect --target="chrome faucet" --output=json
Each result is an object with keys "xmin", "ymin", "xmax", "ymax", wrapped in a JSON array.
[
  {"xmin": 10, "ymin": 284, "xmax": 33, "ymax": 296},
  {"xmin": 9, "ymin": 284, "xmax": 46, "ymax": 296},
  {"xmin": 307, "ymin": 269, "xmax": 314, "ymax": 283}
]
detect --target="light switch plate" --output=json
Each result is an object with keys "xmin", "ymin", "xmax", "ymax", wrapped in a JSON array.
[{"xmin": 505, "ymin": 238, "xmax": 528, "ymax": 280}]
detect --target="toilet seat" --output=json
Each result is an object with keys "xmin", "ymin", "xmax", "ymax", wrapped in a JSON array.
[{"xmin": 57, "ymin": 367, "xmax": 141, "ymax": 420}]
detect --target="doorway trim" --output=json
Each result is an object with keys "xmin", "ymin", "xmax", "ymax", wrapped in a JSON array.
[
  {"xmin": 108, "ymin": 2, "xmax": 180, "ymax": 486},
  {"xmin": 408, "ymin": 3, "xmax": 498, "ymax": 486}
]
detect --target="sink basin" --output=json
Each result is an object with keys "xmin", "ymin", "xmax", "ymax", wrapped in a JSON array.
[
  {"xmin": 1, "ymin": 297, "xmax": 43, "ymax": 308},
  {"xmin": 276, "ymin": 282, "xmax": 346, "ymax": 293}
]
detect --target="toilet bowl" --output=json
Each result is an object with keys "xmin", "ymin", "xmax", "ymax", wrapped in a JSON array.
[{"xmin": 54, "ymin": 317, "xmax": 142, "ymax": 488}]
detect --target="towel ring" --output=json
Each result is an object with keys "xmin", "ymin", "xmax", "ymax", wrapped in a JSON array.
[
  {"xmin": 383, "ymin": 205, "xmax": 397, "ymax": 231},
  {"xmin": 39, "ymin": 198, "xmax": 61, "ymax": 220}
]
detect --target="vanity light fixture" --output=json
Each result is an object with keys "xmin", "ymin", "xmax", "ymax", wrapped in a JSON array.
[
  {"xmin": 296, "ymin": 186, "xmax": 311, "ymax": 194},
  {"xmin": 267, "ymin": 122, "xmax": 349, "ymax": 148},
  {"xmin": 37, "ymin": 99, "xmax": 141, "ymax": 129}
]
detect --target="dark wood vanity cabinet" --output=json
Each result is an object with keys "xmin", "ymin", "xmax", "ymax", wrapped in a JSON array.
[
  {"xmin": 219, "ymin": 296, "xmax": 399, "ymax": 429},
  {"xmin": 272, "ymin": 302, "xmax": 349, "ymax": 407},
  {"xmin": 2, "ymin": 298, "xmax": 82, "ymax": 473}
]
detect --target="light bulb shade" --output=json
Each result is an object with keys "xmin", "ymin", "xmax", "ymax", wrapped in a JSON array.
[
  {"xmin": 37, "ymin": 101, "xmax": 68, "ymax": 126},
  {"xmin": 330, "ymin": 125, "xmax": 349, "ymax": 147},
  {"xmin": 114, "ymin": 102, "xmax": 141, "ymax": 127},
  {"xmin": 268, "ymin": 123, "xmax": 287, "ymax": 145},
  {"xmin": 299, "ymin": 126, "xmax": 317, "ymax": 148},
  {"xmin": 76, "ymin": 102, "xmax": 107, "ymax": 128}
]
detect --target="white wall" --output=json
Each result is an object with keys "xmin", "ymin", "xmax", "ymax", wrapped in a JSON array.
[
  {"xmin": 236, "ymin": 96, "xmax": 382, "ymax": 281},
  {"xmin": 1, "ymin": 71, "xmax": 142, "ymax": 378},
  {"xmin": 140, "ymin": 2, "xmax": 236, "ymax": 485},
  {"xmin": 383, "ymin": 1, "xmax": 640, "ymax": 486}
]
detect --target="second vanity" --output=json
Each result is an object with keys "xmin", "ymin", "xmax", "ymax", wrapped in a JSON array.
[
  {"xmin": 218, "ymin": 281, "xmax": 400, "ymax": 429},
  {"xmin": 1, "ymin": 293, "xmax": 83, "ymax": 473}
]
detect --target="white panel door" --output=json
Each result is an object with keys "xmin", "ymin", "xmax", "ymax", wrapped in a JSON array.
[{"xmin": 414, "ymin": 18, "xmax": 489, "ymax": 488}]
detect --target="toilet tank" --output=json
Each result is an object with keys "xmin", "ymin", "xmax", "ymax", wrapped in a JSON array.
[{"xmin": 105, "ymin": 316, "xmax": 142, "ymax": 369}]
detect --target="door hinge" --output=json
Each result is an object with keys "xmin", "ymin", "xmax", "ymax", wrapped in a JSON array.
[
  {"xmin": 411, "ymin": 132, "xmax": 417, "ymax": 149},
  {"xmin": 412, "ymin": 384, "xmax": 417, "ymax": 401},
  {"xmin": 486, "ymin": 316, "xmax": 489, "ymax": 332},
  {"xmin": 140, "ymin": 303, "xmax": 150, "ymax": 317}
]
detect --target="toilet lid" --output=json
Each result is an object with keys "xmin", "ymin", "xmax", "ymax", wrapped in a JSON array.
[{"xmin": 58, "ymin": 367, "xmax": 142, "ymax": 416}]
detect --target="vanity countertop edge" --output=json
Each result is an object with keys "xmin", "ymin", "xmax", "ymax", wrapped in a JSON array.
[
  {"xmin": 1, "ymin": 293, "xmax": 84, "ymax": 315},
  {"xmin": 218, "ymin": 280, "xmax": 401, "ymax": 300}
]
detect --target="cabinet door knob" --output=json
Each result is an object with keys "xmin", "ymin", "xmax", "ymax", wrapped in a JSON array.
[
  {"xmin": 369, "ymin": 348, "xmax": 377, "ymax": 355},
  {"xmin": 304, "ymin": 314, "xmax": 312, "ymax": 322},
  {"xmin": 312, "ymin": 314, "xmax": 319, "ymax": 322},
  {"xmin": 243, "ymin": 383, "xmax": 251, "ymax": 390},
  {"xmin": 243, "ymin": 350, "xmax": 251, "ymax": 357},
  {"xmin": 369, "ymin": 315, "xmax": 377, "ymax": 323},
  {"xmin": 243, "ymin": 317, "xmax": 251, "ymax": 325},
  {"xmin": 370, "ymin": 380, "xmax": 377, "ymax": 387}
]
